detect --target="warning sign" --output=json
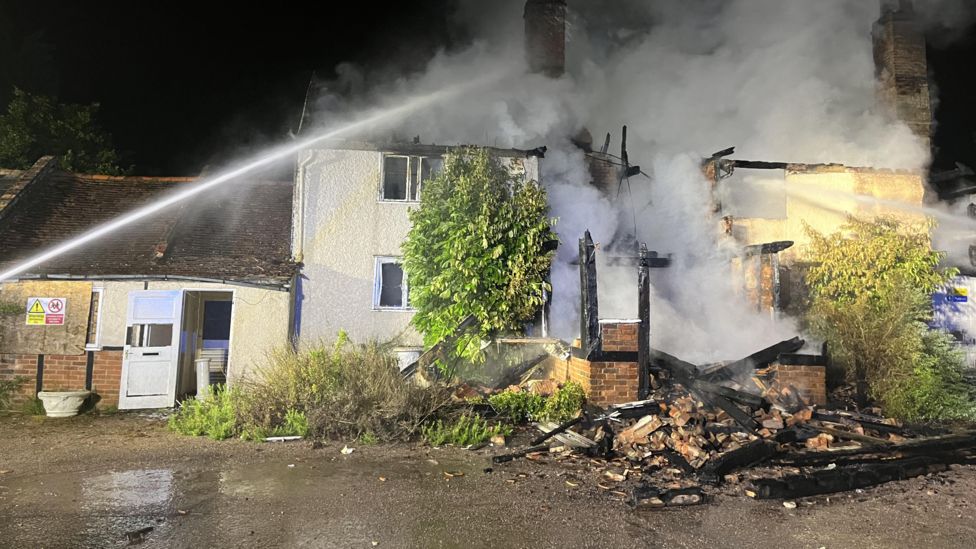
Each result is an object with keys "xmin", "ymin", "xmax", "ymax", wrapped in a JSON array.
[{"xmin": 25, "ymin": 297, "xmax": 68, "ymax": 326}]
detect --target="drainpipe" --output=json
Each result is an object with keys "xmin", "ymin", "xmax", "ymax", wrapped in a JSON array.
[{"xmin": 293, "ymin": 152, "xmax": 316, "ymax": 263}]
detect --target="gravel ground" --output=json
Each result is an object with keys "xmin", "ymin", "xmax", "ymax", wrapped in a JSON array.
[{"xmin": 1, "ymin": 412, "xmax": 975, "ymax": 548}]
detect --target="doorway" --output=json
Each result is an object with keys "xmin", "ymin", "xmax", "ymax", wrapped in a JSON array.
[{"xmin": 179, "ymin": 291, "xmax": 234, "ymax": 397}]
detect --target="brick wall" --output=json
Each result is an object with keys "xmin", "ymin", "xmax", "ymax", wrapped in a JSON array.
[
  {"xmin": 0, "ymin": 350, "xmax": 122, "ymax": 408},
  {"xmin": 770, "ymin": 364, "xmax": 827, "ymax": 406},
  {"xmin": 41, "ymin": 354, "xmax": 88, "ymax": 391},
  {"xmin": 91, "ymin": 351, "xmax": 122, "ymax": 407}
]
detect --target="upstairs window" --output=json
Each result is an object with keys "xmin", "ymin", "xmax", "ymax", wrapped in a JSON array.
[
  {"xmin": 381, "ymin": 155, "xmax": 443, "ymax": 201},
  {"xmin": 374, "ymin": 257, "xmax": 411, "ymax": 310}
]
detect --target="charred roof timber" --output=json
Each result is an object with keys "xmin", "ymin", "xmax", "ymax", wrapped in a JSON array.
[{"xmin": 524, "ymin": 0, "xmax": 566, "ymax": 78}]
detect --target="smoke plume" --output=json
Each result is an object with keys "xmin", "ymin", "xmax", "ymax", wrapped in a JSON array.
[{"xmin": 304, "ymin": 0, "xmax": 969, "ymax": 362}]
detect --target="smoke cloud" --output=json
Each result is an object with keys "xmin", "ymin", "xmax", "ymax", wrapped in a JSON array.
[{"xmin": 304, "ymin": 0, "xmax": 966, "ymax": 362}]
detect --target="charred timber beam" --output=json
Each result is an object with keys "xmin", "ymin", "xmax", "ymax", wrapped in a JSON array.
[
  {"xmin": 749, "ymin": 456, "xmax": 950, "ymax": 499},
  {"xmin": 699, "ymin": 439, "xmax": 779, "ymax": 484},
  {"xmin": 729, "ymin": 160, "xmax": 790, "ymax": 170},
  {"xmin": 601, "ymin": 255, "xmax": 672, "ymax": 268},
  {"xmin": 579, "ymin": 231, "xmax": 600, "ymax": 354},
  {"xmin": 701, "ymin": 337, "xmax": 805, "ymax": 381},
  {"xmin": 777, "ymin": 353, "xmax": 827, "ymax": 366},
  {"xmin": 742, "ymin": 241, "xmax": 794, "ymax": 257},
  {"xmin": 693, "ymin": 380, "xmax": 766, "ymax": 409},
  {"xmin": 773, "ymin": 430, "xmax": 976, "ymax": 468},
  {"xmin": 402, "ymin": 315, "xmax": 478, "ymax": 378},
  {"xmin": 808, "ymin": 424, "xmax": 894, "ymax": 447},
  {"xmin": 530, "ymin": 415, "xmax": 585, "ymax": 446},
  {"xmin": 638, "ymin": 244, "xmax": 651, "ymax": 400}
]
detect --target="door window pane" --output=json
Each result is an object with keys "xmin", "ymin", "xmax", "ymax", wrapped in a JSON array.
[{"xmin": 127, "ymin": 324, "xmax": 174, "ymax": 347}]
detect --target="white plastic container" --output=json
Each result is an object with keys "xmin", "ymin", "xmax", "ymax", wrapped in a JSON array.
[{"xmin": 195, "ymin": 358, "xmax": 211, "ymax": 400}]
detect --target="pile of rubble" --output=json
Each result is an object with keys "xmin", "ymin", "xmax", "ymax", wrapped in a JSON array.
[{"xmin": 491, "ymin": 340, "xmax": 976, "ymax": 508}]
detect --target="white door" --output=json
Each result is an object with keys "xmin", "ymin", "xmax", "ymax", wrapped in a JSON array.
[{"xmin": 118, "ymin": 290, "xmax": 183, "ymax": 409}]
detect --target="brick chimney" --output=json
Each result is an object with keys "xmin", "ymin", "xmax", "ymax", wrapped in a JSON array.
[
  {"xmin": 872, "ymin": 0, "xmax": 932, "ymax": 144},
  {"xmin": 524, "ymin": 0, "xmax": 566, "ymax": 77}
]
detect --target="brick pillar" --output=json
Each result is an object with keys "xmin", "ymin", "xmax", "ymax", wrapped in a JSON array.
[{"xmin": 559, "ymin": 321, "xmax": 641, "ymax": 407}]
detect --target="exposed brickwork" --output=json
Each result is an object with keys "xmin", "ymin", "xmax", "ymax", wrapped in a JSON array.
[
  {"xmin": 600, "ymin": 321, "xmax": 638, "ymax": 352},
  {"xmin": 91, "ymin": 351, "xmax": 122, "ymax": 408},
  {"xmin": 873, "ymin": 2, "xmax": 931, "ymax": 141},
  {"xmin": 41, "ymin": 354, "xmax": 88, "ymax": 391},
  {"xmin": 0, "ymin": 351, "xmax": 122, "ymax": 408},
  {"xmin": 0, "ymin": 354, "xmax": 39, "ymax": 405},
  {"xmin": 585, "ymin": 361, "xmax": 639, "ymax": 407},
  {"xmin": 770, "ymin": 364, "xmax": 827, "ymax": 406},
  {"xmin": 524, "ymin": 0, "xmax": 565, "ymax": 77}
]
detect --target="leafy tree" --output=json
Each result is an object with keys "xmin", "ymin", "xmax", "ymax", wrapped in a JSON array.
[
  {"xmin": 402, "ymin": 147, "xmax": 556, "ymax": 364},
  {"xmin": 0, "ymin": 88, "xmax": 124, "ymax": 174},
  {"xmin": 805, "ymin": 216, "xmax": 975, "ymax": 420}
]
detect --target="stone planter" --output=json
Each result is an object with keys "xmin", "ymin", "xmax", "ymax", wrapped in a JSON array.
[{"xmin": 37, "ymin": 391, "xmax": 91, "ymax": 418}]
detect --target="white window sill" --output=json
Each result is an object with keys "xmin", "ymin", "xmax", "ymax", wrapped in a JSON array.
[
  {"xmin": 377, "ymin": 199, "xmax": 420, "ymax": 204},
  {"xmin": 372, "ymin": 307, "xmax": 416, "ymax": 313},
  {"xmin": 85, "ymin": 345, "xmax": 102, "ymax": 352}
]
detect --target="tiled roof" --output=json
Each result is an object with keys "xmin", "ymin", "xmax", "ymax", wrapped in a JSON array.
[
  {"xmin": 0, "ymin": 165, "xmax": 296, "ymax": 286},
  {"xmin": 0, "ymin": 169, "xmax": 23, "ymax": 197}
]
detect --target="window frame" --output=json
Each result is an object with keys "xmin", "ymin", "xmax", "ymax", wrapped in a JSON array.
[
  {"xmin": 372, "ymin": 256, "xmax": 412, "ymax": 311},
  {"xmin": 85, "ymin": 287, "xmax": 104, "ymax": 351},
  {"xmin": 378, "ymin": 153, "xmax": 443, "ymax": 203}
]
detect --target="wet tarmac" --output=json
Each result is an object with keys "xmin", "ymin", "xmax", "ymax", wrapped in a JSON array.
[{"xmin": 2, "ymin": 413, "xmax": 976, "ymax": 548}]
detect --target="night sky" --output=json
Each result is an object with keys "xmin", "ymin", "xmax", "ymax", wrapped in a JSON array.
[{"xmin": 1, "ymin": 1, "xmax": 974, "ymax": 179}]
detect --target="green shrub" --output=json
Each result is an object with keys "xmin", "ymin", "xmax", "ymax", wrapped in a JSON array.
[
  {"xmin": 402, "ymin": 147, "xmax": 557, "ymax": 365},
  {"xmin": 876, "ymin": 330, "xmax": 976, "ymax": 422},
  {"xmin": 488, "ymin": 390, "xmax": 545, "ymax": 422},
  {"xmin": 422, "ymin": 412, "xmax": 508, "ymax": 446},
  {"xmin": 541, "ymin": 382, "xmax": 586, "ymax": 423},
  {"xmin": 237, "ymin": 338, "xmax": 454, "ymax": 441},
  {"xmin": 488, "ymin": 382, "xmax": 585, "ymax": 423},
  {"xmin": 168, "ymin": 385, "xmax": 238, "ymax": 440},
  {"xmin": 805, "ymin": 216, "xmax": 976, "ymax": 421}
]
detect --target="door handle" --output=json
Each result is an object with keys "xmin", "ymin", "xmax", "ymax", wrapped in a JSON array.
[{"xmin": 142, "ymin": 352, "xmax": 160, "ymax": 356}]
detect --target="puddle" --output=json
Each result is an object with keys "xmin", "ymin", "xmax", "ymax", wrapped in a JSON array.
[{"xmin": 83, "ymin": 469, "xmax": 174, "ymax": 510}]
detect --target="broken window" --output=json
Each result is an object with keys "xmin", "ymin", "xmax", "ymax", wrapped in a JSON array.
[
  {"xmin": 85, "ymin": 288, "xmax": 103, "ymax": 350},
  {"xmin": 126, "ymin": 324, "xmax": 174, "ymax": 347},
  {"xmin": 374, "ymin": 257, "xmax": 410, "ymax": 309},
  {"xmin": 381, "ymin": 154, "xmax": 443, "ymax": 201}
]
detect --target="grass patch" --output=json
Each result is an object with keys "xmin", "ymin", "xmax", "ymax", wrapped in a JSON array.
[
  {"xmin": 422, "ymin": 412, "xmax": 509, "ymax": 446},
  {"xmin": 22, "ymin": 397, "xmax": 45, "ymax": 416},
  {"xmin": 488, "ymin": 381, "xmax": 585, "ymax": 424},
  {"xmin": 0, "ymin": 376, "xmax": 26, "ymax": 410}
]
